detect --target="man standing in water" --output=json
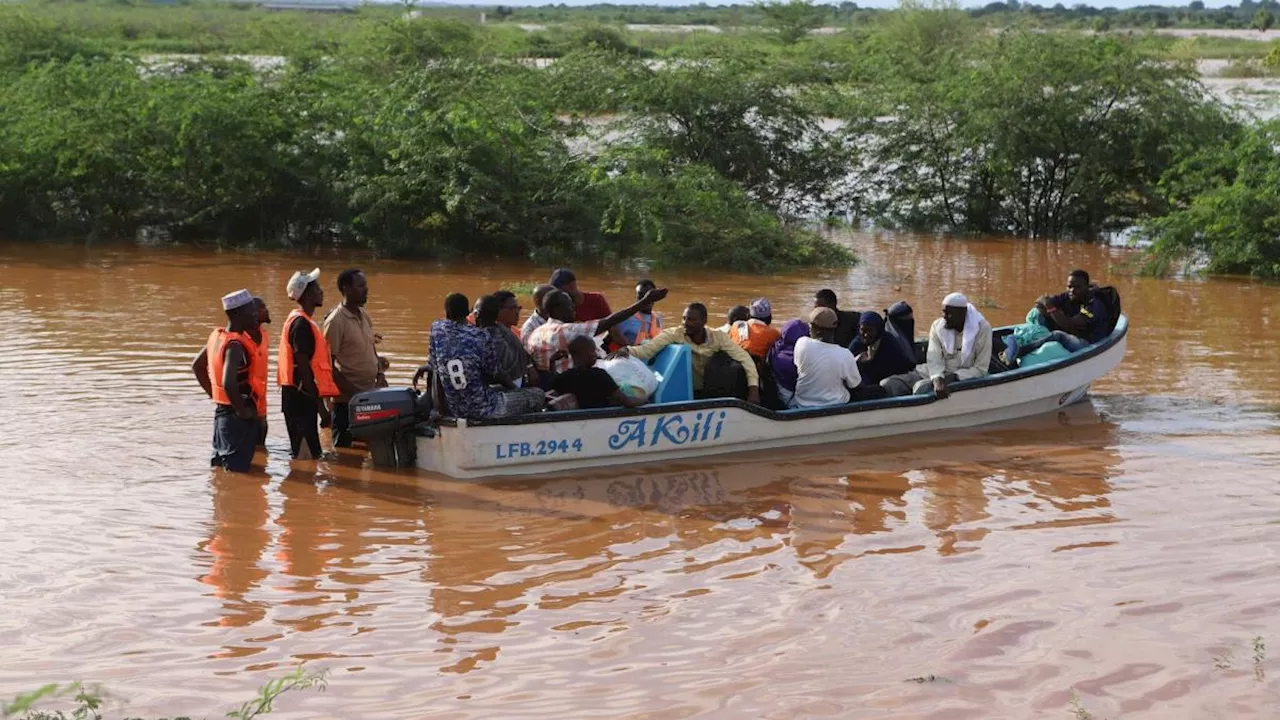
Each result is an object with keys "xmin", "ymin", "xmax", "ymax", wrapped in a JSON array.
[
  {"xmin": 323, "ymin": 268, "xmax": 387, "ymax": 447},
  {"xmin": 193, "ymin": 295, "xmax": 272, "ymax": 446},
  {"xmin": 279, "ymin": 269, "xmax": 340, "ymax": 461},
  {"xmin": 199, "ymin": 290, "xmax": 263, "ymax": 473}
]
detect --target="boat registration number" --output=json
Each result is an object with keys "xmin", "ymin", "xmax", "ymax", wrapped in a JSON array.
[{"xmin": 495, "ymin": 438, "xmax": 584, "ymax": 459}]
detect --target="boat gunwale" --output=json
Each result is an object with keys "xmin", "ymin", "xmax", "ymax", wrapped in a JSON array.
[{"xmin": 438, "ymin": 314, "xmax": 1129, "ymax": 428}]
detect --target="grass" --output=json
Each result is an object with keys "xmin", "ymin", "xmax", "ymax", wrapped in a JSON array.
[
  {"xmin": 1069, "ymin": 692, "xmax": 1100, "ymax": 720},
  {"xmin": 1217, "ymin": 58, "xmax": 1279, "ymax": 78},
  {"xmin": 1, "ymin": 667, "xmax": 328, "ymax": 720},
  {"xmin": 1212, "ymin": 634, "xmax": 1268, "ymax": 681}
]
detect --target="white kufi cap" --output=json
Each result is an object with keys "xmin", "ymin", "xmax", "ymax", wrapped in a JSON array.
[
  {"xmin": 943, "ymin": 292, "xmax": 969, "ymax": 308},
  {"xmin": 286, "ymin": 268, "xmax": 321, "ymax": 301},
  {"xmin": 222, "ymin": 289, "xmax": 253, "ymax": 311}
]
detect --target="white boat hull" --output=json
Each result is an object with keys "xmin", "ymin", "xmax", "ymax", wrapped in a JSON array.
[{"xmin": 417, "ymin": 317, "xmax": 1128, "ymax": 479}]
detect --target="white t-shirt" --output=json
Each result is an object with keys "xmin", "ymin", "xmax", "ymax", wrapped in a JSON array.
[{"xmin": 790, "ymin": 337, "xmax": 861, "ymax": 408}]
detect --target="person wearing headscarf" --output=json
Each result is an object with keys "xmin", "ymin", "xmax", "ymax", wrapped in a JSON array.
[
  {"xmin": 766, "ymin": 319, "xmax": 809, "ymax": 408},
  {"xmin": 884, "ymin": 301, "xmax": 917, "ymax": 363},
  {"xmin": 848, "ymin": 311, "xmax": 916, "ymax": 399},
  {"xmin": 881, "ymin": 293, "xmax": 992, "ymax": 398}
]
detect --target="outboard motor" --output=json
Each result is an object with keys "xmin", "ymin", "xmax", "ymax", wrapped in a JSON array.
[{"xmin": 348, "ymin": 387, "xmax": 433, "ymax": 469}]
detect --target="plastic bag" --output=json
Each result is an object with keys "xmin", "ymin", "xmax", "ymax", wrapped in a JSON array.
[{"xmin": 596, "ymin": 356, "xmax": 659, "ymax": 403}]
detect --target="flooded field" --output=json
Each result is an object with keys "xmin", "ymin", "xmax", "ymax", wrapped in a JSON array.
[{"xmin": 1, "ymin": 233, "xmax": 1278, "ymax": 718}]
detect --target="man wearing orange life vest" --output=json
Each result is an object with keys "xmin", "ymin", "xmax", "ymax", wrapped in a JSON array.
[
  {"xmin": 614, "ymin": 279, "xmax": 664, "ymax": 348},
  {"xmin": 278, "ymin": 268, "xmax": 340, "ymax": 461},
  {"xmin": 196, "ymin": 289, "xmax": 263, "ymax": 473},
  {"xmin": 728, "ymin": 298, "xmax": 783, "ymax": 359}
]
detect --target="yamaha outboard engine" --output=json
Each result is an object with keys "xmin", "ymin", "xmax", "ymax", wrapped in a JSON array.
[{"xmin": 348, "ymin": 387, "xmax": 433, "ymax": 469}]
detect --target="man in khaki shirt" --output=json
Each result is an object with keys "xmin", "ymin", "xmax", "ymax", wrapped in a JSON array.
[
  {"xmin": 323, "ymin": 268, "xmax": 387, "ymax": 447},
  {"xmin": 621, "ymin": 302, "xmax": 761, "ymax": 405}
]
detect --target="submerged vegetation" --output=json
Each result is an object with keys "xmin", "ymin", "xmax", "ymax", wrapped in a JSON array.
[
  {"xmin": 0, "ymin": 0, "xmax": 1277, "ymax": 275},
  {"xmin": 1, "ymin": 667, "xmax": 328, "ymax": 720}
]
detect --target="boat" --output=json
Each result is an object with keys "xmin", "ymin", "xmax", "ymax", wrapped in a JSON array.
[{"xmin": 411, "ymin": 315, "xmax": 1128, "ymax": 479}]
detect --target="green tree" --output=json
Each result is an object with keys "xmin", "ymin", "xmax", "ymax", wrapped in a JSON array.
[
  {"xmin": 850, "ymin": 28, "xmax": 1234, "ymax": 237},
  {"xmin": 613, "ymin": 51, "xmax": 855, "ymax": 217},
  {"xmin": 1253, "ymin": 8, "xmax": 1274, "ymax": 31},
  {"xmin": 1144, "ymin": 123, "xmax": 1280, "ymax": 278},
  {"xmin": 757, "ymin": 0, "xmax": 825, "ymax": 44}
]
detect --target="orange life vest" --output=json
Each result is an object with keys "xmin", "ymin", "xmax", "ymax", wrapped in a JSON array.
[
  {"xmin": 251, "ymin": 325, "xmax": 269, "ymax": 416},
  {"xmin": 206, "ymin": 329, "xmax": 264, "ymax": 409},
  {"xmin": 633, "ymin": 312, "xmax": 662, "ymax": 343},
  {"xmin": 730, "ymin": 319, "xmax": 781, "ymax": 358},
  {"xmin": 277, "ymin": 309, "xmax": 340, "ymax": 398}
]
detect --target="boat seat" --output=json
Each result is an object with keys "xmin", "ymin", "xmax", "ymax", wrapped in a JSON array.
[{"xmin": 647, "ymin": 344, "xmax": 694, "ymax": 403}]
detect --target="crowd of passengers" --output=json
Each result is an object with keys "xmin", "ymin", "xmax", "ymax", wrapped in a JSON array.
[
  {"xmin": 420, "ymin": 267, "xmax": 1114, "ymax": 421},
  {"xmin": 199, "ymin": 266, "xmax": 1114, "ymax": 471}
]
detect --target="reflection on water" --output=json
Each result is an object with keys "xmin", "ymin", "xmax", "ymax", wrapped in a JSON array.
[{"xmin": 2, "ymin": 235, "xmax": 1280, "ymax": 718}]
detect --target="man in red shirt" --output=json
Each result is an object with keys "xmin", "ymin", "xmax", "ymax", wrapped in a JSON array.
[{"xmin": 550, "ymin": 268, "xmax": 612, "ymax": 322}]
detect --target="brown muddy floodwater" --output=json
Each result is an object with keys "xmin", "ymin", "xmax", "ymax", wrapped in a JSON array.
[{"xmin": 1, "ymin": 232, "xmax": 1279, "ymax": 719}]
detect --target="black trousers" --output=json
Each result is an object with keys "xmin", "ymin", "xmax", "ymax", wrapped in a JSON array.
[
  {"xmin": 332, "ymin": 402, "xmax": 352, "ymax": 447},
  {"xmin": 282, "ymin": 386, "xmax": 322, "ymax": 460}
]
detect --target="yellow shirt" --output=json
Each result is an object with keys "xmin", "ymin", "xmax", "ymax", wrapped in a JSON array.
[
  {"xmin": 322, "ymin": 304, "xmax": 380, "ymax": 401},
  {"xmin": 628, "ymin": 327, "xmax": 760, "ymax": 389}
]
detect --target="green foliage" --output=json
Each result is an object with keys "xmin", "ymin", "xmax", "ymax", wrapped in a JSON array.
[
  {"xmin": 4, "ymin": 0, "xmax": 1280, "ymax": 276},
  {"xmin": 337, "ymin": 63, "xmax": 602, "ymax": 259},
  {"xmin": 1143, "ymin": 122, "xmax": 1280, "ymax": 278},
  {"xmin": 592, "ymin": 147, "xmax": 855, "ymax": 271},
  {"xmin": 757, "ymin": 0, "xmax": 826, "ymax": 44},
  {"xmin": 1268, "ymin": 41, "xmax": 1280, "ymax": 67},
  {"xmin": 3, "ymin": 668, "xmax": 326, "ymax": 720},
  {"xmin": 611, "ymin": 52, "xmax": 855, "ymax": 216},
  {"xmin": 852, "ymin": 27, "xmax": 1235, "ymax": 237},
  {"xmin": 226, "ymin": 667, "xmax": 327, "ymax": 720},
  {"xmin": 1253, "ymin": 8, "xmax": 1275, "ymax": 32}
]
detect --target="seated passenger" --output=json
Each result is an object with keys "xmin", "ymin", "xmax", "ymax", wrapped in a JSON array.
[
  {"xmin": 548, "ymin": 335, "xmax": 645, "ymax": 410},
  {"xmin": 998, "ymin": 307, "xmax": 1053, "ymax": 366},
  {"xmin": 884, "ymin": 301, "xmax": 917, "ymax": 362},
  {"xmin": 726, "ymin": 298, "xmax": 783, "ymax": 359},
  {"xmin": 550, "ymin": 267, "xmax": 612, "ymax": 322},
  {"xmin": 1021, "ymin": 269, "xmax": 1111, "ymax": 354},
  {"xmin": 814, "ymin": 289, "xmax": 862, "ymax": 349},
  {"xmin": 718, "ymin": 305, "xmax": 751, "ymax": 334},
  {"xmin": 526, "ymin": 286, "xmax": 669, "ymax": 375},
  {"xmin": 767, "ymin": 319, "xmax": 809, "ymax": 408},
  {"xmin": 849, "ymin": 311, "xmax": 915, "ymax": 399},
  {"xmin": 791, "ymin": 307, "xmax": 861, "ymax": 409},
  {"xmin": 475, "ymin": 293, "xmax": 536, "ymax": 387},
  {"xmin": 520, "ymin": 284, "xmax": 556, "ymax": 339},
  {"xmin": 881, "ymin": 293, "xmax": 992, "ymax": 399},
  {"xmin": 619, "ymin": 303, "xmax": 761, "ymax": 405},
  {"xmin": 430, "ymin": 293, "xmax": 546, "ymax": 419},
  {"xmin": 613, "ymin": 279, "xmax": 664, "ymax": 347}
]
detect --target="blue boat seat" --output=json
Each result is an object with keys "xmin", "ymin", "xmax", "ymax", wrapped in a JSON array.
[{"xmin": 647, "ymin": 344, "xmax": 693, "ymax": 403}]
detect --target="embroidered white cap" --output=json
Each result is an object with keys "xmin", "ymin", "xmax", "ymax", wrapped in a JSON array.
[
  {"xmin": 943, "ymin": 292, "xmax": 969, "ymax": 308},
  {"xmin": 222, "ymin": 289, "xmax": 253, "ymax": 311}
]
